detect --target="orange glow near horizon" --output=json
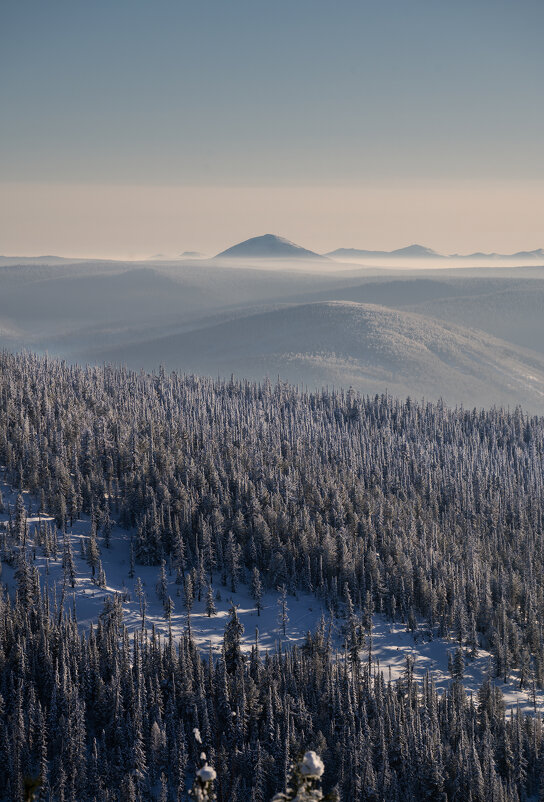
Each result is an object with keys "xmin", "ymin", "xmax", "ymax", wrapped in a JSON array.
[{"xmin": 1, "ymin": 180, "xmax": 543, "ymax": 260}]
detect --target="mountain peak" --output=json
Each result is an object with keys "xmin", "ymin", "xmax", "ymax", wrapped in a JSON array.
[
  {"xmin": 215, "ymin": 234, "xmax": 325, "ymax": 260},
  {"xmin": 389, "ymin": 244, "xmax": 442, "ymax": 258},
  {"xmin": 325, "ymin": 244, "xmax": 444, "ymax": 260}
]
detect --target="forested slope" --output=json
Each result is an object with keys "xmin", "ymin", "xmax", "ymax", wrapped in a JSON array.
[
  {"xmin": 1, "ymin": 351, "xmax": 544, "ymax": 683},
  {"xmin": 1, "ymin": 350, "xmax": 544, "ymax": 800}
]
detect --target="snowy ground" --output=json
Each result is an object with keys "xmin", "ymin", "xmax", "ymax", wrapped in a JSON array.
[{"xmin": 1, "ymin": 470, "xmax": 542, "ymax": 715}]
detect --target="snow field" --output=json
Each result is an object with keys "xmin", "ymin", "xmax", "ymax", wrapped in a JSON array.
[{"xmin": 1, "ymin": 471, "xmax": 542, "ymax": 715}]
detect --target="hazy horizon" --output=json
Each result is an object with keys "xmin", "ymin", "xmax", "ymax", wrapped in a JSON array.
[
  {"xmin": 1, "ymin": 180, "xmax": 544, "ymax": 261},
  {"xmin": 2, "ymin": 0, "xmax": 543, "ymax": 258}
]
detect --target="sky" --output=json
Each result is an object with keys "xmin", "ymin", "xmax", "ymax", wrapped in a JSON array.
[{"xmin": 1, "ymin": 0, "xmax": 543, "ymax": 258}]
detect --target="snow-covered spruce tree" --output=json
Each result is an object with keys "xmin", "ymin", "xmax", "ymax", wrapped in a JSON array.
[
  {"xmin": 14, "ymin": 492, "xmax": 27, "ymax": 543},
  {"xmin": 277, "ymin": 583, "xmax": 289, "ymax": 637},
  {"xmin": 189, "ymin": 729, "xmax": 217, "ymax": 802},
  {"xmin": 272, "ymin": 752, "xmax": 337, "ymax": 802},
  {"xmin": 156, "ymin": 558, "xmax": 168, "ymax": 604},
  {"xmin": 62, "ymin": 530, "xmax": 76, "ymax": 588},
  {"xmin": 224, "ymin": 601, "xmax": 245, "ymax": 674},
  {"xmin": 205, "ymin": 581, "xmax": 217, "ymax": 617},
  {"xmin": 101, "ymin": 500, "xmax": 112, "ymax": 548},
  {"xmin": 225, "ymin": 530, "xmax": 241, "ymax": 593},
  {"xmin": 96, "ymin": 558, "xmax": 107, "ymax": 588},
  {"xmin": 87, "ymin": 515, "xmax": 100, "ymax": 578},
  {"xmin": 251, "ymin": 565, "xmax": 263, "ymax": 616},
  {"xmin": 189, "ymin": 757, "xmax": 217, "ymax": 802}
]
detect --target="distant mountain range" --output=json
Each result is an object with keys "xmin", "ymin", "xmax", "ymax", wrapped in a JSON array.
[
  {"xmin": 215, "ymin": 234, "xmax": 326, "ymax": 260},
  {"xmin": 214, "ymin": 235, "xmax": 544, "ymax": 263},
  {"xmin": 0, "ymin": 254, "xmax": 84, "ymax": 266},
  {"xmin": 2, "ymin": 238, "xmax": 543, "ymax": 266},
  {"xmin": 326, "ymin": 245, "xmax": 544, "ymax": 260},
  {"xmin": 327, "ymin": 244, "xmax": 441, "ymax": 259},
  {"xmin": 452, "ymin": 248, "xmax": 544, "ymax": 260}
]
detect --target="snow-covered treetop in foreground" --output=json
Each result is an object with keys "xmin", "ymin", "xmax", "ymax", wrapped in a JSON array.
[{"xmin": 272, "ymin": 752, "xmax": 337, "ymax": 802}]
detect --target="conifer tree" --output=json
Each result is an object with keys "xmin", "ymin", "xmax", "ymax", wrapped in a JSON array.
[
  {"xmin": 272, "ymin": 752, "xmax": 337, "ymax": 802},
  {"xmin": 87, "ymin": 519, "xmax": 100, "ymax": 579},
  {"xmin": 206, "ymin": 582, "xmax": 217, "ymax": 617},
  {"xmin": 101, "ymin": 501, "xmax": 112, "ymax": 549},
  {"xmin": 15, "ymin": 493, "xmax": 27, "ymax": 543},
  {"xmin": 277, "ymin": 585, "xmax": 289, "ymax": 638},
  {"xmin": 225, "ymin": 531, "xmax": 241, "ymax": 593},
  {"xmin": 157, "ymin": 558, "xmax": 168, "ymax": 604},
  {"xmin": 128, "ymin": 538, "xmax": 135, "ymax": 579},
  {"xmin": 224, "ymin": 602, "xmax": 245, "ymax": 674},
  {"xmin": 251, "ymin": 567, "xmax": 263, "ymax": 617},
  {"xmin": 62, "ymin": 531, "xmax": 76, "ymax": 588}
]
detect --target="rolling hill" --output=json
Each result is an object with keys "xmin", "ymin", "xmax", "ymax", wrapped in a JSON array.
[
  {"xmin": 95, "ymin": 301, "xmax": 544, "ymax": 412},
  {"xmin": 1, "ymin": 258, "xmax": 543, "ymax": 412}
]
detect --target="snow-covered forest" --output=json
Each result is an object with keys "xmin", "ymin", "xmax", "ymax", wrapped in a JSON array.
[{"xmin": 1, "ymin": 350, "xmax": 544, "ymax": 800}]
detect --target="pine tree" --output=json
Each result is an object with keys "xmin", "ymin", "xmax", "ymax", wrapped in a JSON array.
[
  {"xmin": 225, "ymin": 531, "xmax": 241, "ymax": 593},
  {"xmin": 87, "ymin": 519, "xmax": 100, "ymax": 579},
  {"xmin": 184, "ymin": 572, "xmax": 195, "ymax": 615},
  {"xmin": 96, "ymin": 560, "xmax": 107, "ymax": 589},
  {"xmin": 101, "ymin": 501, "xmax": 112, "ymax": 549},
  {"xmin": 128, "ymin": 538, "xmax": 135, "ymax": 579},
  {"xmin": 189, "ymin": 755, "xmax": 216, "ymax": 802},
  {"xmin": 206, "ymin": 582, "xmax": 217, "ymax": 617},
  {"xmin": 272, "ymin": 752, "xmax": 337, "ymax": 802},
  {"xmin": 15, "ymin": 493, "xmax": 27, "ymax": 543},
  {"xmin": 224, "ymin": 602, "xmax": 245, "ymax": 674},
  {"xmin": 159, "ymin": 772, "xmax": 168, "ymax": 802},
  {"xmin": 157, "ymin": 558, "xmax": 168, "ymax": 604},
  {"xmin": 173, "ymin": 528, "xmax": 186, "ymax": 585},
  {"xmin": 134, "ymin": 576, "xmax": 147, "ymax": 629},
  {"xmin": 164, "ymin": 595, "xmax": 174, "ymax": 624},
  {"xmin": 343, "ymin": 583, "xmax": 362, "ymax": 665},
  {"xmin": 15, "ymin": 550, "xmax": 34, "ymax": 608},
  {"xmin": 452, "ymin": 646, "xmax": 465, "ymax": 681},
  {"xmin": 277, "ymin": 585, "xmax": 289, "ymax": 638},
  {"xmin": 62, "ymin": 532, "xmax": 76, "ymax": 588},
  {"xmin": 251, "ymin": 567, "xmax": 264, "ymax": 617}
]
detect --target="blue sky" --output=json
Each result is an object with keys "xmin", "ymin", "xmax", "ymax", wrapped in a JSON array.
[{"xmin": 1, "ymin": 0, "xmax": 543, "ymax": 255}]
